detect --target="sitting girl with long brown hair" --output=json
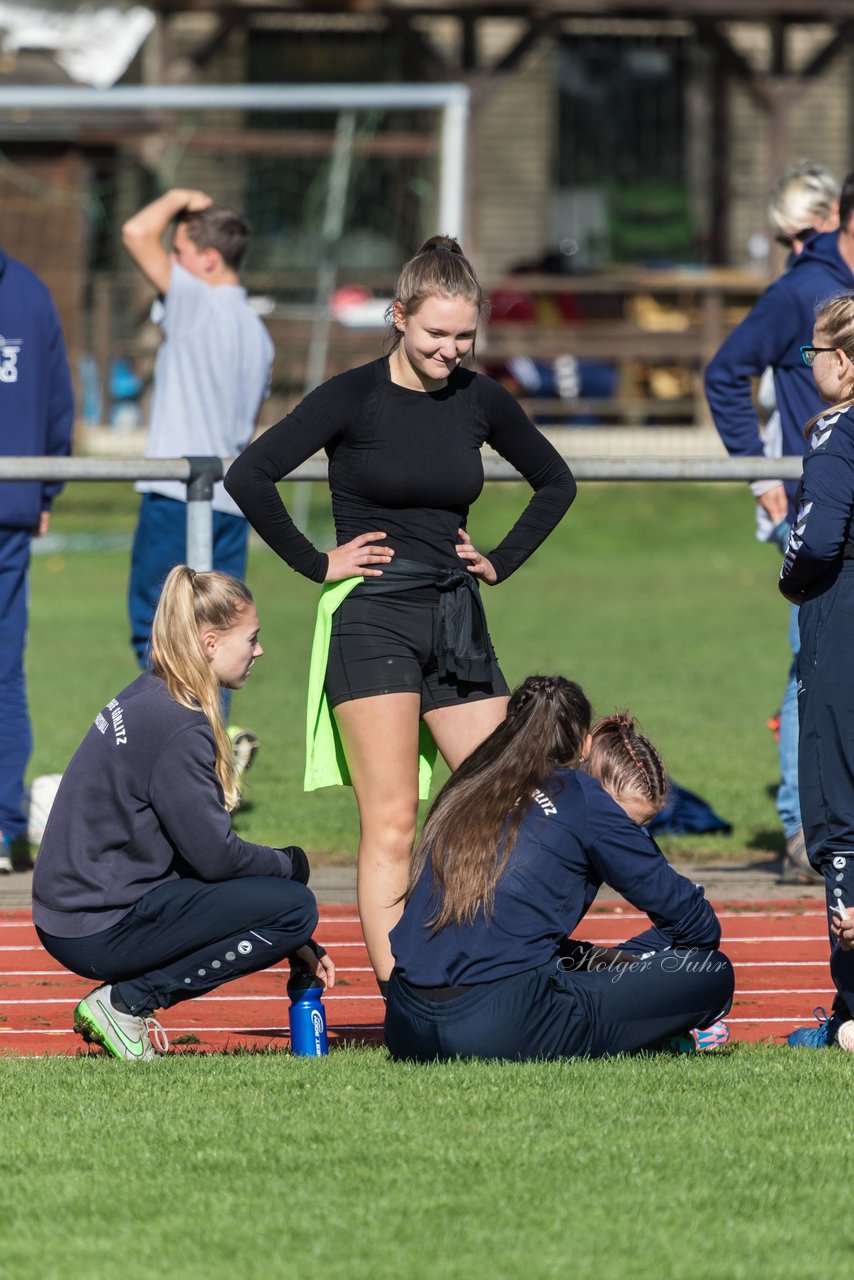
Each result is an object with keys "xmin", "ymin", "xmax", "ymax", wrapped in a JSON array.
[{"xmin": 384, "ymin": 676, "xmax": 733, "ymax": 1061}]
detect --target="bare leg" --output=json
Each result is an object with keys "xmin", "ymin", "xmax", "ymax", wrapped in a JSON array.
[
  {"xmin": 333, "ymin": 693, "xmax": 422, "ymax": 981},
  {"xmin": 423, "ymin": 696, "xmax": 509, "ymax": 772}
]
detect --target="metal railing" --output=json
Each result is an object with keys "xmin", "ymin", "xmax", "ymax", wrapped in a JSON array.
[{"xmin": 0, "ymin": 453, "xmax": 806, "ymax": 571}]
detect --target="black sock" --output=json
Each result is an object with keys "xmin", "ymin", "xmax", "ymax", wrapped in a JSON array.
[{"xmin": 110, "ymin": 986, "xmax": 133, "ymax": 1015}]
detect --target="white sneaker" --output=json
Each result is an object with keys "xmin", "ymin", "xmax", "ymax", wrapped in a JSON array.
[
  {"xmin": 836, "ymin": 1020, "xmax": 854, "ymax": 1052},
  {"xmin": 73, "ymin": 984, "xmax": 169, "ymax": 1061},
  {"xmin": 0, "ymin": 846, "xmax": 11, "ymax": 875}
]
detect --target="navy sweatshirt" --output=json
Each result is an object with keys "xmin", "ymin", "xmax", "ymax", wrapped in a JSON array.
[
  {"xmin": 390, "ymin": 769, "xmax": 721, "ymax": 987},
  {"xmin": 0, "ymin": 248, "xmax": 74, "ymax": 527},
  {"xmin": 32, "ymin": 673, "xmax": 300, "ymax": 938},
  {"xmin": 779, "ymin": 404, "xmax": 854, "ymax": 602},
  {"xmin": 705, "ymin": 232, "xmax": 854, "ymax": 509},
  {"xmin": 224, "ymin": 357, "xmax": 576, "ymax": 584}
]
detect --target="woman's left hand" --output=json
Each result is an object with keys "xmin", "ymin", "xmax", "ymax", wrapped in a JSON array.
[
  {"xmin": 456, "ymin": 528, "xmax": 498, "ymax": 584},
  {"xmin": 295, "ymin": 945, "xmax": 337, "ymax": 989}
]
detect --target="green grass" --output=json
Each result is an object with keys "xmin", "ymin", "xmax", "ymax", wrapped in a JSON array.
[
  {"xmin": 1, "ymin": 1044, "xmax": 850, "ymax": 1279},
  {"xmin": 12, "ymin": 485, "xmax": 838, "ymax": 1277},
  {"xmin": 28, "ymin": 480, "xmax": 789, "ymax": 860}
]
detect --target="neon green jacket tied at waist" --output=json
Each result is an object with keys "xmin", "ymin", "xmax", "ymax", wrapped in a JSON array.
[{"xmin": 304, "ymin": 577, "xmax": 438, "ymax": 798}]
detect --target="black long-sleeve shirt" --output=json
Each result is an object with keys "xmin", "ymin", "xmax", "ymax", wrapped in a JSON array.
[
  {"xmin": 32, "ymin": 672, "xmax": 299, "ymax": 938},
  {"xmin": 224, "ymin": 357, "xmax": 576, "ymax": 583},
  {"xmin": 779, "ymin": 404, "xmax": 854, "ymax": 602},
  {"xmin": 390, "ymin": 769, "xmax": 721, "ymax": 987}
]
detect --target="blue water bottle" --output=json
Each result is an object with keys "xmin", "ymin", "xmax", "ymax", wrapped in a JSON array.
[{"xmin": 287, "ymin": 967, "xmax": 328, "ymax": 1056}]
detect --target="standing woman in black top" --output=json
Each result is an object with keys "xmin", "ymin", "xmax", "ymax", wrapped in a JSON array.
[{"xmin": 225, "ymin": 237, "xmax": 576, "ymax": 984}]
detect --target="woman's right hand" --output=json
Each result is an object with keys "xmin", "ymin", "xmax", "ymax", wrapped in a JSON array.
[{"xmin": 324, "ymin": 532, "xmax": 394, "ymax": 581}]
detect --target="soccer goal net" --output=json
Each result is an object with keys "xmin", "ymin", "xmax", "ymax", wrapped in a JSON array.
[{"xmin": 0, "ymin": 84, "xmax": 468, "ymax": 416}]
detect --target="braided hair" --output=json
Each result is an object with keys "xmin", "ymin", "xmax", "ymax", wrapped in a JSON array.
[{"xmin": 585, "ymin": 711, "xmax": 668, "ymax": 824}]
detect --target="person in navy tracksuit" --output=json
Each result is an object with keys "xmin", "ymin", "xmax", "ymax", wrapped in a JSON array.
[
  {"xmin": 705, "ymin": 163, "xmax": 850, "ymax": 883},
  {"xmin": 779, "ymin": 291, "xmax": 854, "ymax": 1050},
  {"xmin": 0, "ymin": 248, "xmax": 74, "ymax": 871},
  {"xmin": 384, "ymin": 676, "xmax": 734, "ymax": 1062}
]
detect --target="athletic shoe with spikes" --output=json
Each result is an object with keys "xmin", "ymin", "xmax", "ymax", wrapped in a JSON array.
[
  {"xmin": 73, "ymin": 984, "xmax": 169, "ymax": 1061},
  {"xmin": 787, "ymin": 1006, "xmax": 842, "ymax": 1048}
]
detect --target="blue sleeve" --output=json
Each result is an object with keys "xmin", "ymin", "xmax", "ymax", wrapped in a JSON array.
[
  {"xmin": 41, "ymin": 299, "xmax": 74, "ymax": 509},
  {"xmin": 704, "ymin": 281, "xmax": 797, "ymax": 459},
  {"xmin": 583, "ymin": 793, "xmax": 721, "ymax": 950},
  {"xmin": 779, "ymin": 412, "xmax": 854, "ymax": 600}
]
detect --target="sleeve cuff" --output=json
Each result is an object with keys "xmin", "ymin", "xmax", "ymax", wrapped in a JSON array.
[{"xmin": 750, "ymin": 479, "xmax": 784, "ymax": 498}]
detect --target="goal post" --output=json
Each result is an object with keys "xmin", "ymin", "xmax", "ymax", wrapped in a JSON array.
[
  {"xmin": 0, "ymin": 82, "xmax": 470, "ymax": 409},
  {"xmin": 0, "ymin": 82, "xmax": 469, "ymax": 236}
]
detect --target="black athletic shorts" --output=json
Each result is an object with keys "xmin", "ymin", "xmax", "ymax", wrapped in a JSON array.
[{"xmin": 325, "ymin": 591, "xmax": 509, "ymax": 714}]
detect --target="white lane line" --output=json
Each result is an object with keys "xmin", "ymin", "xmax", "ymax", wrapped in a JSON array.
[
  {"xmin": 2, "ymin": 988, "xmax": 834, "ymax": 1006},
  {"xmin": 0, "ymin": 967, "xmax": 377, "ymax": 977},
  {"xmin": 0, "ymin": 993, "xmax": 385, "ymax": 1005},
  {"xmin": 0, "ymin": 912, "xmax": 832, "ymax": 933},
  {"xmin": 0, "ymin": 1025, "xmax": 381, "ymax": 1037},
  {"xmin": 0, "ymin": 940, "xmax": 369, "ymax": 952}
]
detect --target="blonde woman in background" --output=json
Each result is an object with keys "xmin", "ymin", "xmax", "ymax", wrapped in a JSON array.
[{"xmin": 706, "ymin": 160, "xmax": 844, "ymax": 885}]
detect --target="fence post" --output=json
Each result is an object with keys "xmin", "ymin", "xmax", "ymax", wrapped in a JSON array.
[{"xmin": 184, "ymin": 456, "xmax": 223, "ymax": 572}]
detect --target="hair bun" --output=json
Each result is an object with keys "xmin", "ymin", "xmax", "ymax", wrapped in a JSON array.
[{"xmin": 419, "ymin": 234, "xmax": 463, "ymax": 257}]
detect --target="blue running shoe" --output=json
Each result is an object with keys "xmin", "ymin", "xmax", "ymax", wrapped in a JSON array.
[{"xmin": 787, "ymin": 1006, "xmax": 841, "ymax": 1048}]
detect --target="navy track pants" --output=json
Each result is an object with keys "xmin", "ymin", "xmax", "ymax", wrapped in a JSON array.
[
  {"xmin": 797, "ymin": 568, "xmax": 854, "ymax": 1014},
  {"xmin": 36, "ymin": 876, "xmax": 318, "ymax": 1016},
  {"xmin": 385, "ymin": 949, "xmax": 734, "ymax": 1062}
]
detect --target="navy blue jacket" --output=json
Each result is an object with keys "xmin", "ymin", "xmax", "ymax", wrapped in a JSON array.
[
  {"xmin": 32, "ymin": 672, "xmax": 301, "ymax": 938},
  {"xmin": 0, "ymin": 248, "xmax": 74, "ymax": 527},
  {"xmin": 779, "ymin": 404, "xmax": 854, "ymax": 602},
  {"xmin": 390, "ymin": 769, "xmax": 721, "ymax": 987},
  {"xmin": 705, "ymin": 233, "xmax": 854, "ymax": 507}
]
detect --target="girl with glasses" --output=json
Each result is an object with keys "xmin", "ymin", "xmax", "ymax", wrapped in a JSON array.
[{"xmin": 781, "ymin": 293, "xmax": 854, "ymax": 1050}]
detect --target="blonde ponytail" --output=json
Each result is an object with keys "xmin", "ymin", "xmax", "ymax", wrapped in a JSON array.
[
  {"xmin": 804, "ymin": 292, "xmax": 854, "ymax": 437},
  {"xmin": 149, "ymin": 566, "xmax": 253, "ymax": 811}
]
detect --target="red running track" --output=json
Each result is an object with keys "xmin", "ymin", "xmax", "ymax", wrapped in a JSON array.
[{"xmin": 0, "ymin": 900, "xmax": 834, "ymax": 1058}]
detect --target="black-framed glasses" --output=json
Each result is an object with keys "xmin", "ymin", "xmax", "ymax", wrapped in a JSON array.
[
  {"xmin": 776, "ymin": 226, "xmax": 818, "ymax": 250},
  {"xmin": 801, "ymin": 344, "xmax": 837, "ymax": 367}
]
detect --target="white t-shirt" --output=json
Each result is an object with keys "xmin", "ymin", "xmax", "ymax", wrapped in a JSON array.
[{"xmin": 136, "ymin": 263, "xmax": 274, "ymax": 515}]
